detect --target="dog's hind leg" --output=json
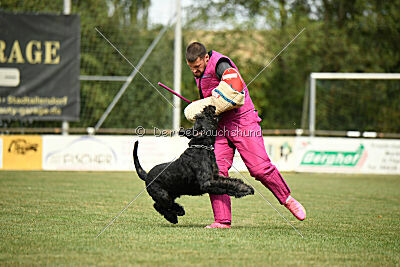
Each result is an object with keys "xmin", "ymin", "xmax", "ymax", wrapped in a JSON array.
[
  {"xmin": 171, "ymin": 202, "xmax": 185, "ymax": 216},
  {"xmin": 148, "ymin": 184, "xmax": 181, "ymax": 224},
  {"xmin": 153, "ymin": 202, "xmax": 178, "ymax": 224}
]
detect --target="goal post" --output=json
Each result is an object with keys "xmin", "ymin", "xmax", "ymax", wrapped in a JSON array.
[{"xmin": 308, "ymin": 72, "xmax": 400, "ymax": 136}]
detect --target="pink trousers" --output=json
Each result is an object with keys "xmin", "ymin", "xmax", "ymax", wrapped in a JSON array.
[{"xmin": 210, "ymin": 110, "xmax": 291, "ymax": 224}]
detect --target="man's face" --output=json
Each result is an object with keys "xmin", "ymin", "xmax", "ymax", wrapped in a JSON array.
[{"xmin": 187, "ymin": 54, "xmax": 209, "ymax": 78}]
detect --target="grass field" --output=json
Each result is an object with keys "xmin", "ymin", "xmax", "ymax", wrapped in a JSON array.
[{"xmin": 0, "ymin": 171, "xmax": 399, "ymax": 266}]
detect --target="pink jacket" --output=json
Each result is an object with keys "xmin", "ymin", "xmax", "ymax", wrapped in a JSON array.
[{"xmin": 194, "ymin": 51, "xmax": 256, "ymax": 125}]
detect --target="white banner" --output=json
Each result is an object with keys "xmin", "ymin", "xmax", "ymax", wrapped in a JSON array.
[
  {"xmin": 130, "ymin": 136, "xmax": 189, "ymax": 171},
  {"xmin": 294, "ymin": 137, "xmax": 400, "ymax": 174},
  {"xmin": 42, "ymin": 135, "xmax": 189, "ymax": 171},
  {"xmin": 42, "ymin": 135, "xmax": 290, "ymax": 172},
  {"xmin": 43, "ymin": 135, "xmax": 127, "ymax": 171},
  {"xmin": 41, "ymin": 135, "xmax": 400, "ymax": 174}
]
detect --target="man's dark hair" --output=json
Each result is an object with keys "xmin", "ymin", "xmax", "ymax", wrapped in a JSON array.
[{"xmin": 185, "ymin": 42, "xmax": 207, "ymax": 62}]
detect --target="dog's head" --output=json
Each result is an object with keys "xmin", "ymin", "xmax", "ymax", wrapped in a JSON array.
[{"xmin": 180, "ymin": 105, "xmax": 219, "ymax": 144}]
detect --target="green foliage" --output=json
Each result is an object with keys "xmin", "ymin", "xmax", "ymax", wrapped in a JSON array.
[
  {"xmin": 183, "ymin": 0, "xmax": 400, "ymax": 132},
  {"xmin": 71, "ymin": 0, "xmax": 173, "ymax": 130}
]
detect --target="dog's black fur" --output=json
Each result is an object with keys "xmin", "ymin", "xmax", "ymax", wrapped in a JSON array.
[{"xmin": 133, "ymin": 105, "xmax": 254, "ymax": 224}]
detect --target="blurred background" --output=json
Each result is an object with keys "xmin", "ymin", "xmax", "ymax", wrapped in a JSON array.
[{"xmin": 0, "ymin": 0, "xmax": 399, "ymax": 136}]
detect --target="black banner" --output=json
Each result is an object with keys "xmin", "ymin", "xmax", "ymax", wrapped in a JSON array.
[{"xmin": 0, "ymin": 12, "xmax": 80, "ymax": 121}]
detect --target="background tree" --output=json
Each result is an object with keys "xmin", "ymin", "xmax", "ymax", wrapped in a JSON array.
[{"xmin": 182, "ymin": 0, "xmax": 400, "ymax": 132}]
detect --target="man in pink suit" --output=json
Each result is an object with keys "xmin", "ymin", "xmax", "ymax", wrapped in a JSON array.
[{"xmin": 185, "ymin": 42, "xmax": 306, "ymax": 228}]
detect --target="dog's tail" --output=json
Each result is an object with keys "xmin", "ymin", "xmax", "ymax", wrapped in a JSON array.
[{"xmin": 133, "ymin": 141, "xmax": 147, "ymax": 181}]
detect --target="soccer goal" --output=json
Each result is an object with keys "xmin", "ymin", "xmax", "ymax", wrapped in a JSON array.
[{"xmin": 305, "ymin": 72, "xmax": 400, "ymax": 137}]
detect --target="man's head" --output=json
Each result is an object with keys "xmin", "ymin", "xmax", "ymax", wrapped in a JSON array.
[{"xmin": 186, "ymin": 42, "xmax": 209, "ymax": 78}]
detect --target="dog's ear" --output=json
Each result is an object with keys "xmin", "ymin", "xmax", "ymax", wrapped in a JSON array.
[{"xmin": 202, "ymin": 105, "xmax": 216, "ymax": 116}]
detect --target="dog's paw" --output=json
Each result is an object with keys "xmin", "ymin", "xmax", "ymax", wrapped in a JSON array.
[
  {"xmin": 248, "ymin": 186, "xmax": 255, "ymax": 195},
  {"xmin": 233, "ymin": 185, "xmax": 254, "ymax": 198},
  {"xmin": 173, "ymin": 205, "xmax": 185, "ymax": 216},
  {"xmin": 164, "ymin": 213, "xmax": 178, "ymax": 224},
  {"xmin": 176, "ymin": 210, "xmax": 185, "ymax": 216}
]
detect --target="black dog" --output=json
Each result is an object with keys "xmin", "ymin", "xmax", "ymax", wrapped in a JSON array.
[{"xmin": 133, "ymin": 105, "xmax": 254, "ymax": 224}]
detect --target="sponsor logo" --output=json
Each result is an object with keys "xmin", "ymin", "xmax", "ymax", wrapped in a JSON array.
[
  {"xmin": 50, "ymin": 153, "xmax": 113, "ymax": 165},
  {"xmin": 301, "ymin": 144, "xmax": 364, "ymax": 167},
  {"xmin": 8, "ymin": 139, "xmax": 38, "ymax": 154},
  {"xmin": 3, "ymin": 135, "xmax": 42, "ymax": 170},
  {"xmin": 45, "ymin": 136, "xmax": 117, "ymax": 167},
  {"xmin": 0, "ymin": 68, "xmax": 20, "ymax": 87},
  {"xmin": 280, "ymin": 142, "xmax": 292, "ymax": 162}
]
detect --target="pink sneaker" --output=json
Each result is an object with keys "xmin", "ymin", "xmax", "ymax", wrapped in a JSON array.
[
  {"xmin": 205, "ymin": 222, "xmax": 231, "ymax": 229},
  {"xmin": 284, "ymin": 196, "xmax": 306, "ymax": 221}
]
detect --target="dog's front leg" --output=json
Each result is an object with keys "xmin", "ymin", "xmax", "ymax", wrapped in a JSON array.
[
  {"xmin": 199, "ymin": 169, "xmax": 254, "ymax": 197},
  {"xmin": 197, "ymin": 165, "xmax": 233, "ymax": 195},
  {"xmin": 197, "ymin": 163, "xmax": 223, "ymax": 194},
  {"xmin": 213, "ymin": 175, "xmax": 255, "ymax": 198},
  {"xmin": 200, "ymin": 180, "xmax": 231, "ymax": 195}
]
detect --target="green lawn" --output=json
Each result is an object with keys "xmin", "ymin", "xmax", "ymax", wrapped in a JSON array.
[{"xmin": 0, "ymin": 171, "xmax": 399, "ymax": 266}]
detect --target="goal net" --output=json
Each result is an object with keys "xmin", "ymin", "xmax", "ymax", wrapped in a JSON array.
[{"xmin": 306, "ymin": 73, "xmax": 400, "ymax": 137}]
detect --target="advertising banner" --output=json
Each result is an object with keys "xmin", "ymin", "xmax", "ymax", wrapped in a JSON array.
[
  {"xmin": 2, "ymin": 135, "xmax": 42, "ymax": 170},
  {"xmin": 0, "ymin": 12, "xmax": 80, "ymax": 121},
  {"xmin": 42, "ymin": 136, "xmax": 189, "ymax": 171},
  {"xmin": 231, "ymin": 137, "xmax": 296, "ymax": 172},
  {"xmin": 43, "ymin": 136, "xmax": 129, "ymax": 171},
  {"xmin": 294, "ymin": 137, "xmax": 400, "ymax": 174},
  {"xmin": 3, "ymin": 135, "xmax": 395, "ymax": 174},
  {"xmin": 128, "ymin": 136, "xmax": 189, "ymax": 171},
  {"xmin": 0, "ymin": 137, "xmax": 2, "ymax": 169},
  {"xmin": 263, "ymin": 137, "xmax": 296, "ymax": 171}
]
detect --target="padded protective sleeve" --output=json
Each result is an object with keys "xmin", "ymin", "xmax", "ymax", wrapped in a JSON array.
[{"xmin": 184, "ymin": 81, "xmax": 245, "ymax": 122}]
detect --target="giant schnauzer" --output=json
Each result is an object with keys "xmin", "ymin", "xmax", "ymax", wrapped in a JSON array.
[{"xmin": 133, "ymin": 105, "xmax": 254, "ymax": 224}]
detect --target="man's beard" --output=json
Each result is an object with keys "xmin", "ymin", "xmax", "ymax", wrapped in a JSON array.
[{"xmin": 193, "ymin": 71, "xmax": 203, "ymax": 78}]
